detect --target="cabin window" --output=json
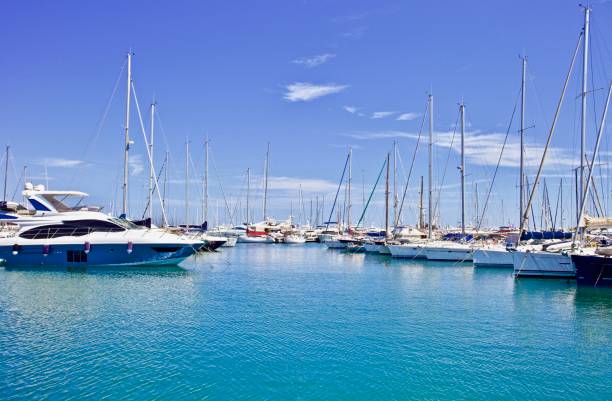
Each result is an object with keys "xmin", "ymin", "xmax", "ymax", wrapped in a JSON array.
[
  {"xmin": 67, "ymin": 250, "xmax": 88, "ymax": 263},
  {"xmin": 20, "ymin": 220, "xmax": 125, "ymax": 239}
]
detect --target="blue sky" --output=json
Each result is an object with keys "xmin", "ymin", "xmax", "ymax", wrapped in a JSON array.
[{"xmin": 1, "ymin": 0, "xmax": 611, "ymax": 228}]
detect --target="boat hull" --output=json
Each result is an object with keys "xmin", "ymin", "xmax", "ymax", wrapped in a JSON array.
[
  {"xmin": 571, "ymin": 254, "xmax": 612, "ymax": 287},
  {"xmin": 512, "ymin": 251, "xmax": 574, "ymax": 278},
  {"xmin": 0, "ymin": 242, "xmax": 199, "ymax": 267},
  {"xmin": 473, "ymin": 248, "xmax": 514, "ymax": 268},
  {"xmin": 326, "ymin": 240, "xmax": 348, "ymax": 249},
  {"xmin": 387, "ymin": 244, "xmax": 426, "ymax": 259},
  {"xmin": 220, "ymin": 237, "xmax": 237, "ymax": 247},
  {"xmin": 363, "ymin": 243, "xmax": 382, "ymax": 253},
  {"xmin": 423, "ymin": 246, "xmax": 473, "ymax": 262},
  {"xmin": 237, "ymin": 235, "xmax": 274, "ymax": 243}
]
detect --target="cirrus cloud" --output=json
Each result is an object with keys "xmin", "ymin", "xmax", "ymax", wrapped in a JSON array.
[
  {"xmin": 292, "ymin": 53, "xmax": 336, "ymax": 68},
  {"xmin": 284, "ymin": 82, "xmax": 348, "ymax": 102}
]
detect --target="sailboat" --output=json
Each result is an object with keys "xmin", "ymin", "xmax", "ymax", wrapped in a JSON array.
[
  {"xmin": 512, "ymin": 7, "xmax": 603, "ymax": 278},
  {"xmin": 420, "ymin": 102, "xmax": 473, "ymax": 262},
  {"xmin": 473, "ymin": 57, "xmax": 529, "ymax": 268}
]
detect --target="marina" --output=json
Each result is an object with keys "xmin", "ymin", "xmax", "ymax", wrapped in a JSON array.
[
  {"xmin": 1, "ymin": 1, "xmax": 612, "ymax": 399},
  {"xmin": 1, "ymin": 244, "xmax": 611, "ymax": 400}
]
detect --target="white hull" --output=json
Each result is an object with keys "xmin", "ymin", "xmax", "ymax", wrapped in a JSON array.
[
  {"xmin": 423, "ymin": 245, "xmax": 473, "ymax": 262},
  {"xmin": 378, "ymin": 245, "xmax": 391, "ymax": 255},
  {"xmin": 473, "ymin": 247, "xmax": 514, "ymax": 268},
  {"xmin": 512, "ymin": 250, "xmax": 575, "ymax": 277},
  {"xmin": 237, "ymin": 235, "xmax": 274, "ymax": 243},
  {"xmin": 220, "ymin": 237, "xmax": 237, "ymax": 247},
  {"xmin": 387, "ymin": 243, "xmax": 426, "ymax": 259},
  {"xmin": 283, "ymin": 236, "xmax": 306, "ymax": 244}
]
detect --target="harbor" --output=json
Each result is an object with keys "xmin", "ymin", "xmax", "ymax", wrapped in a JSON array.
[{"xmin": 1, "ymin": 1, "xmax": 611, "ymax": 399}]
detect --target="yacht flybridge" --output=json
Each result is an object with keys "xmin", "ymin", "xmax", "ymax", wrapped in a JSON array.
[{"xmin": 0, "ymin": 184, "xmax": 203, "ymax": 267}]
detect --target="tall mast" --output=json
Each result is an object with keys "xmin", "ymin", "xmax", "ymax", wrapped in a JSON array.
[
  {"xmin": 262, "ymin": 142, "xmax": 270, "ymax": 220},
  {"xmin": 393, "ymin": 141, "xmax": 398, "ymax": 227},
  {"xmin": 579, "ymin": 5, "xmax": 590, "ymax": 217},
  {"xmin": 246, "ymin": 167, "xmax": 250, "ymax": 224},
  {"xmin": 519, "ymin": 56, "xmax": 527, "ymax": 227},
  {"xmin": 122, "ymin": 51, "xmax": 132, "ymax": 217},
  {"xmin": 148, "ymin": 102, "xmax": 155, "ymax": 221},
  {"xmin": 3, "ymin": 145, "xmax": 8, "ymax": 202},
  {"xmin": 385, "ymin": 152, "xmax": 390, "ymax": 237},
  {"xmin": 163, "ymin": 150, "xmax": 168, "ymax": 225},
  {"xmin": 419, "ymin": 175, "xmax": 424, "ymax": 229},
  {"xmin": 204, "ymin": 138, "xmax": 209, "ymax": 224},
  {"xmin": 185, "ymin": 140, "xmax": 189, "ymax": 227},
  {"xmin": 347, "ymin": 147, "xmax": 352, "ymax": 231},
  {"xmin": 428, "ymin": 94, "xmax": 434, "ymax": 239},
  {"xmin": 460, "ymin": 102, "xmax": 466, "ymax": 236}
]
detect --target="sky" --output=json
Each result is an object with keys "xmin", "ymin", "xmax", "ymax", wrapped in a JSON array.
[{"xmin": 1, "ymin": 0, "xmax": 611, "ymax": 228}]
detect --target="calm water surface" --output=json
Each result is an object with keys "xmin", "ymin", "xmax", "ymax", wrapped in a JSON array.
[{"xmin": 1, "ymin": 244, "xmax": 610, "ymax": 400}]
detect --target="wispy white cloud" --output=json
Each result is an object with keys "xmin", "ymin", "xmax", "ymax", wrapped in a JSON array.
[
  {"xmin": 343, "ymin": 130, "xmax": 577, "ymax": 168},
  {"xmin": 331, "ymin": 11, "xmax": 371, "ymax": 23},
  {"xmin": 397, "ymin": 112, "xmax": 421, "ymax": 121},
  {"xmin": 284, "ymin": 82, "xmax": 348, "ymax": 102},
  {"xmin": 129, "ymin": 154, "xmax": 144, "ymax": 176},
  {"xmin": 343, "ymin": 105, "xmax": 358, "ymax": 114},
  {"xmin": 267, "ymin": 176, "xmax": 338, "ymax": 193},
  {"xmin": 292, "ymin": 53, "xmax": 336, "ymax": 68},
  {"xmin": 42, "ymin": 158, "xmax": 84, "ymax": 168},
  {"xmin": 340, "ymin": 26, "xmax": 367, "ymax": 39},
  {"xmin": 371, "ymin": 111, "xmax": 396, "ymax": 119}
]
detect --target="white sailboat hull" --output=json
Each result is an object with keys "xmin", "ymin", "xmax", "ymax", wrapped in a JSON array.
[
  {"xmin": 512, "ymin": 250, "xmax": 575, "ymax": 277},
  {"xmin": 473, "ymin": 247, "xmax": 514, "ymax": 268},
  {"xmin": 423, "ymin": 245, "xmax": 473, "ymax": 262},
  {"xmin": 387, "ymin": 244, "xmax": 426, "ymax": 259}
]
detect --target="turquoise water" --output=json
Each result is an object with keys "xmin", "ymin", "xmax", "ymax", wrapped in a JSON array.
[{"xmin": 1, "ymin": 244, "xmax": 610, "ymax": 400}]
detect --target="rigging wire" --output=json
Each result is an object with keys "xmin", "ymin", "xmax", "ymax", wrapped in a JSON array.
[
  {"xmin": 476, "ymin": 86, "xmax": 521, "ymax": 232},
  {"xmin": 355, "ymin": 157, "xmax": 387, "ymax": 228},
  {"xmin": 396, "ymin": 101, "xmax": 428, "ymax": 226},
  {"xmin": 432, "ymin": 110, "xmax": 460, "ymax": 224}
]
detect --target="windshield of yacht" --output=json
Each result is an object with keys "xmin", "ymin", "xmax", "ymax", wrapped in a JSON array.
[
  {"xmin": 109, "ymin": 217, "xmax": 144, "ymax": 230},
  {"xmin": 40, "ymin": 194, "xmax": 88, "ymax": 212}
]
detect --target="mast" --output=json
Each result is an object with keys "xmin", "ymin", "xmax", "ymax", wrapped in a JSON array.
[
  {"xmin": 579, "ymin": 5, "xmax": 590, "ymax": 218},
  {"xmin": 419, "ymin": 175, "xmax": 424, "ymax": 229},
  {"xmin": 262, "ymin": 142, "xmax": 269, "ymax": 220},
  {"xmin": 246, "ymin": 167, "xmax": 250, "ymax": 224},
  {"xmin": 460, "ymin": 102, "xmax": 466, "ymax": 236},
  {"xmin": 163, "ymin": 150, "xmax": 168, "ymax": 225},
  {"xmin": 148, "ymin": 102, "xmax": 155, "ymax": 221},
  {"xmin": 428, "ymin": 94, "xmax": 434, "ymax": 239},
  {"xmin": 520, "ymin": 56, "xmax": 526, "ymax": 227},
  {"xmin": 519, "ymin": 30, "xmax": 582, "ymax": 237},
  {"xmin": 385, "ymin": 152, "xmax": 390, "ymax": 237},
  {"xmin": 576, "ymin": 82, "xmax": 612, "ymax": 243},
  {"xmin": 2, "ymin": 145, "xmax": 8, "ymax": 202},
  {"xmin": 393, "ymin": 141, "xmax": 398, "ymax": 227},
  {"xmin": 204, "ymin": 138, "xmax": 209, "ymax": 225},
  {"xmin": 122, "ymin": 51, "xmax": 132, "ymax": 217},
  {"xmin": 185, "ymin": 140, "xmax": 189, "ymax": 227},
  {"xmin": 475, "ymin": 182, "xmax": 479, "ymax": 228},
  {"xmin": 347, "ymin": 147, "xmax": 352, "ymax": 231}
]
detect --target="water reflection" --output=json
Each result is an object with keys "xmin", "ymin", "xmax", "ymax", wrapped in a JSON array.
[{"xmin": 3, "ymin": 264, "xmax": 189, "ymax": 278}]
